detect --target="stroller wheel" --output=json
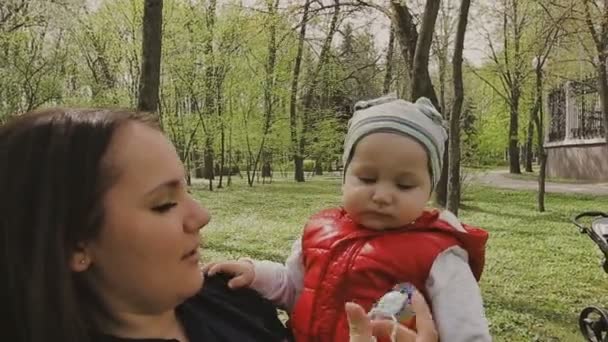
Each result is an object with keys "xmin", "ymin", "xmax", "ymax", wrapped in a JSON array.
[{"xmin": 579, "ymin": 306, "xmax": 608, "ymax": 342}]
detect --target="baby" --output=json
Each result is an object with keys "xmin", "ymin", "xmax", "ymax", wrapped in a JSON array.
[{"xmin": 205, "ymin": 94, "xmax": 491, "ymax": 342}]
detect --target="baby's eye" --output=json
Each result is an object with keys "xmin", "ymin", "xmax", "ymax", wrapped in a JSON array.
[
  {"xmin": 397, "ymin": 184, "xmax": 414, "ymax": 190},
  {"xmin": 358, "ymin": 177, "xmax": 376, "ymax": 184}
]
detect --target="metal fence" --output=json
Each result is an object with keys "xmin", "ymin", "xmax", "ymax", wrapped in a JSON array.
[{"xmin": 548, "ymin": 77, "xmax": 605, "ymax": 143}]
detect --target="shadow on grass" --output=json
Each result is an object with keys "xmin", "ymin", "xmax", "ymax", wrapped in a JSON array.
[
  {"xmin": 486, "ymin": 293, "xmax": 575, "ymax": 329},
  {"xmin": 460, "ymin": 203, "xmax": 566, "ymax": 224},
  {"xmin": 485, "ymin": 226, "xmax": 554, "ymax": 239},
  {"xmin": 205, "ymin": 241, "xmax": 286, "ymax": 262}
]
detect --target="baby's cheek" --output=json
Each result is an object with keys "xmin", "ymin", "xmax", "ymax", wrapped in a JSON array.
[
  {"xmin": 418, "ymin": 190, "xmax": 433, "ymax": 206},
  {"xmin": 342, "ymin": 196, "xmax": 361, "ymax": 216}
]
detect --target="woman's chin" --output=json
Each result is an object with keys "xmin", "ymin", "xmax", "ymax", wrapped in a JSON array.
[{"xmin": 179, "ymin": 269, "xmax": 205, "ymax": 299}]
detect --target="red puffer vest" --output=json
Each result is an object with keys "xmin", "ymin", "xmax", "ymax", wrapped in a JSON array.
[{"xmin": 289, "ymin": 207, "xmax": 488, "ymax": 342}]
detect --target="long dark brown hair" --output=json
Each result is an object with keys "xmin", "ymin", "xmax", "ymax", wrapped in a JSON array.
[{"xmin": 0, "ymin": 108, "xmax": 157, "ymax": 342}]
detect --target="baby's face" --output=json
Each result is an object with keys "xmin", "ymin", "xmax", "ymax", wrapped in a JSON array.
[{"xmin": 342, "ymin": 132, "xmax": 432, "ymax": 230}]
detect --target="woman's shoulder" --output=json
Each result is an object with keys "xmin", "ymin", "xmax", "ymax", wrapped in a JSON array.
[{"xmin": 181, "ymin": 274, "xmax": 291, "ymax": 342}]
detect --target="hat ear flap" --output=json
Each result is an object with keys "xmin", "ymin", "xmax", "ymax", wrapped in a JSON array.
[
  {"xmin": 354, "ymin": 93, "xmax": 399, "ymax": 111},
  {"xmin": 353, "ymin": 100, "xmax": 370, "ymax": 111},
  {"xmin": 415, "ymin": 97, "xmax": 445, "ymax": 126},
  {"xmin": 415, "ymin": 96, "xmax": 434, "ymax": 108}
]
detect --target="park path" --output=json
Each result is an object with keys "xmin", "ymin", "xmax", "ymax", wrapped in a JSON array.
[{"xmin": 470, "ymin": 169, "xmax": 608, "ymax": 196}]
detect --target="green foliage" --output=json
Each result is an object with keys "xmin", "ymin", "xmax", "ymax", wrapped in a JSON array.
[
  {"xmin": 307, "ymin": 113, "xmax": 343, "ymax": 162},
  {"xmin": 0, "ymin": 2, "xmax": 73, "ymax": 118},
  {"xmin": 303, "ymin": 159, "xmax": 315, "ymax": 172},
  {"xmin": 336, "ymin": 23, "xmax": 383, "ymax": 101},
  {"xmin": 463, "ymin": 70, "xmax": 510, "ymax": 166},
  {"xmin": 460, "ymin": 100, "xmax": 480, "ymax": 165},
  {"xmin": 1, "ymin": 0, "xmax": 602, "ymax": 170}
]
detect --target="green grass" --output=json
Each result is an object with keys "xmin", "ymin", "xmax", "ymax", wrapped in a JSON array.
[{"xmin": 193, "ymin": 175, "xmax": 608, "ymax": 341}]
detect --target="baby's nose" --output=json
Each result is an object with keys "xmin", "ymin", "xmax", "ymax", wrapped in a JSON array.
[{"xmin": 371, "ymin": 186, "xmax": 393, "ymax": 205}]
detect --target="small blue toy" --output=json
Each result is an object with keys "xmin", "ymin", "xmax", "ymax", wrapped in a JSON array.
[
  {"xmin": 368, "ymin": 282, "xmax": 416, "ymax": 322},
  {"xmin": 367, "ymin": 283, "xmax": 416, "ymax": 342}
]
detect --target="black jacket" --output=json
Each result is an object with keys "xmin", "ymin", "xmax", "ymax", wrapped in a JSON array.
[{"xmin": 94, "ymin": 274, "xmax": 290, "ymax": 342}]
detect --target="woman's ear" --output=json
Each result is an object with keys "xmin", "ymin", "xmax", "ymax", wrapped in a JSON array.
[{"xmin": 69, "ymin": 242, "xmax": 92, "ymax": 272}]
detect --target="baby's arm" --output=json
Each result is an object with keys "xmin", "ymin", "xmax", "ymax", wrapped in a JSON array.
[
  {"xmin": 245, "ymin": 238, "xmax": 304, "ymax": 312},
  {"xmin": 426, "ymin": 246, "xmax": 491, "ymax": 342}
]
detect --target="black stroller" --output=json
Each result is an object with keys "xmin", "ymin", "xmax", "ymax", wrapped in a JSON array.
[{"xmin": 573, "ymin": 212, "xmax": 608, "ymax": 342}]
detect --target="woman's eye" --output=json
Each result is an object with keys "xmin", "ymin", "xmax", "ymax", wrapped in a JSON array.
[{"xmin": 152, "ymin": 202, "xmax": 177, "ymax": 213}]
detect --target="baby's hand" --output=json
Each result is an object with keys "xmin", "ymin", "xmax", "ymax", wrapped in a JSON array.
[{"xmin": 201, "ymin": 260, "xmax": 255, "ymax": 289}]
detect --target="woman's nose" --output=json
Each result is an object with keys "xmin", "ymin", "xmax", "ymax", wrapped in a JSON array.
[{"xmin": 185, "ymin": 196, "xmax": 211, "ymax": 233}]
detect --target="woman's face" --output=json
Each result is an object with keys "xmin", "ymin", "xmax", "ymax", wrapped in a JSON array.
[{"xmin": 75, "ymin": 122, "xmax": 210, "ymax": 315}]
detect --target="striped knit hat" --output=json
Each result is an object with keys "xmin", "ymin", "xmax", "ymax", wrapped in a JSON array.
[{"xmin": 342, "ymin": 94, "xmax": 448, "ymax": 191}]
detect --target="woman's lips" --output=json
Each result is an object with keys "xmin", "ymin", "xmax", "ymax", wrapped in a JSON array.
[{"xmin": 181, "ymin": 246, "xmax": 199, "ymax": 260}]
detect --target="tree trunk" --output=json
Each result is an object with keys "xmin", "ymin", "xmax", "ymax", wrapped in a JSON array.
[
  {"xmin": 137, "ymin": 0, "xmax": 163, "ymax": 113},
  {"xmin": 246, "ymin": 159, "xmax": 253, "ymax": 186},
  {"xmin": 391, "ymin": 0, "xmax": 442, "ymax": 201},
  {"xmin": 390, "ymin": 1, "xmax": 418, "ymax": 73},
  {"xmin": 204, "ymin": 141, "xmax": 214, "ymax": 191},
  {"xmin": 202, "ymin": 0, "xmax": 217, "ymax": 191},
  {"xmin": 538, "ymin": 151, "xmax": 547, "ymax": 212},
  {"xmin": 410, "ymin": 0, "xmax": 440, "ymax": 106},
  {"xmin": 314, "ymin": 159, "xmax": 323, "ymax": 175},
  {"xmin": 383, "ymin": 25, "xmax": 395, "ymax": 94},
  {"xmin": 531, "ymin": 67, "xmax": 545, "ymax": 212},
  {"xmin": 435, "ymin": 13, "xmax": 450, "ymax": 114},
  {"xmin": 217, "ymin": 68, "xmax": 226, "ymax": 189},
  {"xmin": 242, "ymin": 0, "xmax": 279, "ymax": 187},
  {"xmin": 433, "ymin": 6, "xmax": 451, "ymax": 208},
  {"xmin": 508, "ymin": 0, "xmax": 523, "ymax": 174},
  {"xmin": 438, "ymin": 62, "xmax": 447, "ymax": 114},
  {"xmin": 289, "ymin": 0, "xmax": 311, "ymax": 183},
  {"xmin": 597, "ymin": 60, "xmax": 608, "ymax": 141},
  {"xmin": 509, "ymin": 93, "xmax": 521, "ymax": 174},
  {"xmin": 193, "ymin": 149, "xmax": 203, "ymax": 178},
  {"xmin": 525, "ymin": 118, "xmax": 534, "ymax": 172},
  {"xmin": 298, "ymin": 0, "xmax": 340, "ymax": 182},
  {"xmin": 245, "ymin": 0, "xmax": 279, "ymax": 187},
  {"xmin": 447, "ymin": 0, "xmax": 471, "ymax": 215},
  {"xmin": 227, "ymin": 122, "xmax": 233, "ymax": 187},
  {"xmin": 294, "ymin": 157, "xmax": 304, "ymax": 181},
  {"xmin": 186, "ymin": 158, "xmax": 192, "ymax": 186},
  {"xmin": 435, "ymin": 140, "xmax": 449, "ymax": 208},
  {"xmin": 218, "ymin": 121, "xmax": 225, "ymax": 188}
]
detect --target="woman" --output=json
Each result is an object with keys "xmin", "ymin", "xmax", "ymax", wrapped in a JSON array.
[{"xmin": 0, "ymin": 108, "xmax": 436, "ymax": 342}]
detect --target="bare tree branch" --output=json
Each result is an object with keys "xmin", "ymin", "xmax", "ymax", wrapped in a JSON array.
[
  {"xmin": 584, "ymin": 0, "xmax": 602, "ymax": 50},
  {"xmin": 468, "ymin": 65, "xmax": 509, "ymax": 103}
]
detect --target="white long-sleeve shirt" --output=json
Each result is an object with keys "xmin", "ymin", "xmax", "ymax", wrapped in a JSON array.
[{"xmin": 246, "ymin": 211, "xmax": 492, "ymax": 342}]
